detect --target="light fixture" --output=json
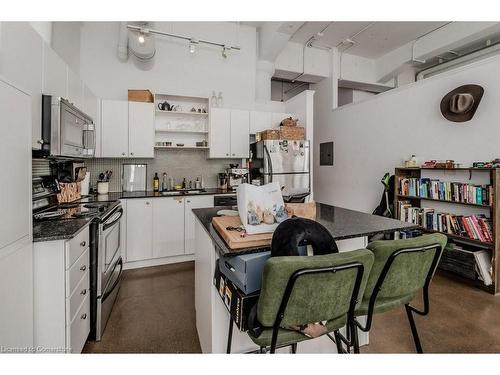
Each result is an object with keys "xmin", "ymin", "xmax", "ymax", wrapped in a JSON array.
[
  {"xmin": 138, "ymin": 32, "xmax": 146, "ymax": 45},
  {"xmin": 222, "ymin": 45, "xmax": 228, "ymax": 59},
  {"xmin": 189, "ymin": 39, "xmax": 198, "ymax": 54}
]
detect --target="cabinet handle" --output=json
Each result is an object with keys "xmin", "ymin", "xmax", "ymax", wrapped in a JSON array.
[
  {"xmin": 122, "ymin": 152, "xmax": 126, "ymax": 156},
  {"xmin": 80, "ymin": 265, "xmax": 87, "ymax": 271},
  {"xmin": 146, "ymin": 201, "xmax": 150, "ymax": 205},
  {"xmin": 37, "ymin": 139, "xmax": 44, "ymax": 145},
  {"xmin": 80, "ymin": 289, "xmax": 87, "ymax": 295},
  {"xmin": 81, "ymin": 313, "xmax": 87, "ymax": 320},
  {"xmin": 187, "ymin": 200, "xmax": 191, "ymax": 203},
  {"xmin": 130, "ymin": 152, "xmax": 134, "ymax": 156},
  {"xmin": 226, "ymin": 153, "xmax": 229, "ymax": 156},
  {"xmin": 232, "ymin": 153, "xmax": 235, "ymax": 156},
  {"xmin": 80, "ymin": 241, "xmax": 86, "ymax": 247}
]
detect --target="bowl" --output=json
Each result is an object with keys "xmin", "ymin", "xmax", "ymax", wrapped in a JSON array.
[{"xmin": 176, "ymin": 143, "xmax": 184, "ymax": 147}]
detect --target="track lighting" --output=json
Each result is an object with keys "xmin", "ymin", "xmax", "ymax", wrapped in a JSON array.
[
  {"xmin": 222, "ymin": 45, "xmax": 228, "ymax": 59},
  {"xmin": 138, "ymin": 32, "xmax": 146, "ymax": 45},
  {"xmin": 189, "ymin": 39, "xmax": 198, "ymax": 54}
]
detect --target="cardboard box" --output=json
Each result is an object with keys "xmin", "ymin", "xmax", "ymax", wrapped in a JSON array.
[
  {"xmin": 214, "ymin": 259, "xmax": 259, "ymax": 331},
  {"xmin": 128, "ymin": 89, "xmax": 154, "ymax": 103}
]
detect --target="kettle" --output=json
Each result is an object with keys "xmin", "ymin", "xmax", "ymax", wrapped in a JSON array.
[{"xmin": 158, "ymin": 101, "xmax": 175, "ymax": 111}]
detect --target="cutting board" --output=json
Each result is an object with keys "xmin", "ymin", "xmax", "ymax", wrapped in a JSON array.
[{"xmin": 212, "ymin": 216, "xmax": 273, "ymax": 250}]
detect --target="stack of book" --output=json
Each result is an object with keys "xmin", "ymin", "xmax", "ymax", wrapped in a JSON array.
[
  {"xmin": 398, "ymin": 177, "xmax": 492, "ymax": 205},
  {"xmin": 397, "ymin": 200, "xmax": 493, "ymax": 243}
]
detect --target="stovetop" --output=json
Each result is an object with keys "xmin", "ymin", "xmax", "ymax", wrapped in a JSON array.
[{"xmin": 33, "ymin": 200, "xmax": 119, "ymax": 221}]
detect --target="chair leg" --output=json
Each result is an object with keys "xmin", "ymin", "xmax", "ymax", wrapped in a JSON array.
[
  {"xmin": 226, "ymin": 317, "xmax": 234, "ymax": 354},
  {"xmin": 333, "ymin": 330, "xmax": 344, "ymax": 354},
  {"xmin": 259, "ymin": 346, "xmax": 266, "ymax": 353},
  {"xmin": 405, "ymin": 304, "xmax": 423, "ymax": 353},
  {"xmin": 350, "ymin": 321, "xmax": 360, "ymax": 354},
  {"xmin": 290, "ymin": 343, "xmax": 297, "ymax": 354}
]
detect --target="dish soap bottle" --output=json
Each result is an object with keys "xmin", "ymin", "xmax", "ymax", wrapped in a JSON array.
[
  {"xmin": 153, "ymin": 173, "xmax": 160, "ymax": 192},
  {"xmin": 211, "ymin": 91, "xmax": 217, "ymax": 107}
]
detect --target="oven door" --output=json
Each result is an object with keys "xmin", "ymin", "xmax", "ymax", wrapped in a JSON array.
[
  {"xmin": 96, "ymin": 256, "xmax": 123, "ymax": 341},
  {"xmin": 98, "ymin": 207, "xmax": 123, "ymax": 294}
]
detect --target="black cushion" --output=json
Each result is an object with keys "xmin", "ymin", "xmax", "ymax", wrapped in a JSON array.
[{"xmin": 270, "ymin": 217, "xmax": 339, "ymax": 257}]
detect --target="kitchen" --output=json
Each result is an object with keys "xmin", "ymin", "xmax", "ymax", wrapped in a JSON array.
[{"xmin": 3, "ymin": 2, "xmax": 500, "ymax": 372}]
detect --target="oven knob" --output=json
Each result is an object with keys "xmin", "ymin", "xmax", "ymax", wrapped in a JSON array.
[
  {"xmin": 81, "ymin": 313, "xmax": 87, "ymax": 320},
  {"xmin": 80, "ymin": 265, "xmax": 87, "ymax": 271},
  {"xmin": 122, "ymin": 152, "xmax": 126, "ymax": 156},
  {"xmin": 80, "ymin": 289, "xmax": 87, "ymax": 295},
  {"xmin": 80, "ymin": 241, "xmax": 86, "ymax": 247}
]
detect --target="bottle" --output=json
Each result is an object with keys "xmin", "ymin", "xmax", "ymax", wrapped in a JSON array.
[
  {"xmin": 211, "ymin": 91, "xmax": 217, "ymax": 107},
  {"xmin": 217, "ymin": 91, "xmax": 223, "ymax": 108},
  {"xmin": 195, "ymin": 177, "xmax": 201, "ymax": 189},
  {"xmin": 169, "ymin": 177, "xmax": 175, "ymax": 191},
  {"xmin": 162, "ymin": 173, "xmax": 168, "ymax": 191},
  {"xmin": 153, "ymin": 173, "xmax": 160, "ymax": 192},
  {"xmin": 182, "ymin": 178, "xmax": 187, "ymax": 189}
]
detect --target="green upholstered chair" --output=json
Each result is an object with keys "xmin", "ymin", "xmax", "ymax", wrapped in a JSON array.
[
  {"xmin": 353, "ymin": 233, "xmax": 448, "ymax": 353},
  {"xmin": 227, "ymin": 249, "xmax": 375, "ymax": 354}
]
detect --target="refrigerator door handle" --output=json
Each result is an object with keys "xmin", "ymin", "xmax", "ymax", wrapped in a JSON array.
[{"xmin": 264, "ymin": 145, "xmax": 273, "ymax": 182}]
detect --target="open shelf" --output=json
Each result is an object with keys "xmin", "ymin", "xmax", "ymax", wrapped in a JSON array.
[
  {"xmin": 155, "ymin": 129, "xmax": 208, "ymax": 134},
  {"xmin": 156, "ymin": 110, "xmax": 208, "ymax": 117},
  {"xmin": 396, "ymin": 194, "xmax": 493, "ymax": 209},
  {"xmin": 155, "ymin": 146, "xmax": 209, "ymax": 150},
  {"xmin": 424, "ymin": 229, "xmax": 494, "ymax": 249}
]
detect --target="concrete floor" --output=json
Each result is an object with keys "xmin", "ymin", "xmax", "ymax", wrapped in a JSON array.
[{"xmin": 84, "ymin": 261, "xmax": 500, "ymax": 354}]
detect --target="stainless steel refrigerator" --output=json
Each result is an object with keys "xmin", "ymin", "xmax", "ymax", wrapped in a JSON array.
[{"xmin": 250, "ymin": 140, "xmax": 310, "ymax": 202}]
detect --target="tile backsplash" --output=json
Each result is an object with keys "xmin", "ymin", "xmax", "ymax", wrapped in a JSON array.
[{"xmin": 85, "ymin": 150, "xmax": 239, "ymax": 192}]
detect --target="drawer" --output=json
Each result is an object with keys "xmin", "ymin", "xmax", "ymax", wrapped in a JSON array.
[
  {"xmin": 66, "ymin": 248, "xmax": 89, "ymax": 298},
  {"xmin": 67, "ymin": 294, "xmax": 90, "ymax": 353},
  {"xmin": 66, "ymin": 270, "xmax": 89, "ymax": 323},
  {"xmin": 66, "ymin": 226, "xmax": 89, "ymax": 269}
]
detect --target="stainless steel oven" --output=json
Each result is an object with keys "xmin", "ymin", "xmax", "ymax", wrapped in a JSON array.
[
  {"xmin": 94, "ymin": 205, "xmax": 124, "ymax": 341},
  {"xmin": 35, "ymin": 95, "xmax": 95, "ymax": 158}
]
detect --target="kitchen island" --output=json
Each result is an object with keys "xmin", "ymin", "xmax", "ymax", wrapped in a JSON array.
[{"xmin": 193, "ymin": 203, "xmax": 418, "ymax": 353}]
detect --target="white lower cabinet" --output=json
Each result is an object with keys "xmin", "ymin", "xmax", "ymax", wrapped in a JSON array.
[
  {"xmin": 124, "ymin": 195, "xmax": 214, "ymax": 265},
  {"xmin": 33, "ymin": 227, "xmax": 90, "ymax": 353},
  {"xmin": 185, "ymin": 196, "xmax": 214, "ymax": 255},
  {"xmin": 126, "ymin": 198, "xmax": 153, "ymax": 262},
  {"xmin": 153, "ymin": 197, "xmax": 185, "ymax": 258}
]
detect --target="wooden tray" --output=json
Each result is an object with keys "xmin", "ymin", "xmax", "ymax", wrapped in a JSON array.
[{"xmin": 212, "ymin": 216, "xmax": 273, "ymax": 250}]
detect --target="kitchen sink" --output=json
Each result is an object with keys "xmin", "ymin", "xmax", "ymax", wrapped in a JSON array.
[{"xmin": 160, "ymin": 189, "xmax": 206, "ymax": 196}]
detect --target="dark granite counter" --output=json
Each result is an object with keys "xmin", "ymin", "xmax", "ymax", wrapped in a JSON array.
[
  {"xmin": 193, "ymin": 203, "xmax": 419, "ymax": 256},
  {"xmin": 91, "ymin": 188, "xmax": 235, "ymax": 201},
  {"xmin": 33, "ymin": 218, "xmax": 94, "ymax": 242}
]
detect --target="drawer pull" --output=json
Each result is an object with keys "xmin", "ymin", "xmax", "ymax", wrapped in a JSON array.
[
  {"xmin": 80, "ymin": 241, "xmax": 86, "ymax": 247},
  {"xmin": 80, "ymin": 289, "xmax": 87, "ymax": 295},
  {"xmin": 80, "ymin": 265, "xmax": 87, "ymax": 271},
  {"xmin": 81, "ymin": 313, "xmax": 87, "ymax": 320}
]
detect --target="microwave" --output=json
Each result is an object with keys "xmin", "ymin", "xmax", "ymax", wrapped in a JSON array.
[{"xmin": 34, "ymin": 95, "xmax": 95, "ymax": 158}]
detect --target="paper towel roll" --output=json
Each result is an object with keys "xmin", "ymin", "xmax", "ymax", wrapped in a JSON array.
[{"xmin": 81, "ymin": 172, "xmax": 90, "ymax": 196}]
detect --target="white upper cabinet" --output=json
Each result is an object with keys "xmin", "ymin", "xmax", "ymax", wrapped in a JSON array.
[
  {"xmin": 66, "ymin": 67, "xmax": 84, "ymax": 110},
  {"xmin": 230, "ymin": 109, "xmax": 250, "ymax": 158},
  {"xmin": 153, "ymin": 197, "xmax": 185, "ymax": 258},
  {"xmin": 209, "ymin": 108, "xmax": 231, "ymax": 158},
  {"xmin": 128, "ymin": 102, "xmax": 154, "ymax": 158},
  {"xmin": 101, "ymin": 100, "xmax": 129, "ymax": 158},
  {"xmin": 42, "ymin": 43, "xmax": 67, "ymax": 98},
  {"xmin": 0, "ymin": 22, "xmax": 43, "ymax": 150},
  {"xmin": 250, "ymin": 111, "xmax": 272, "ymax": 134}
]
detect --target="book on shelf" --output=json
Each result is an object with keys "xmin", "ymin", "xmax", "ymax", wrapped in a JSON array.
[
  {"xmin": 397, "ymin": 200, "xmax": 494, "ymax": 243},
  {"xmin": 397, "ymin": 177, "xmax": 492, "ymax": 205}
]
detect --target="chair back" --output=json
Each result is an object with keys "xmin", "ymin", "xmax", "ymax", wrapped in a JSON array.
[
  {"xmin": 364, "ymin": 233, "xmax": 448, "ymax": 300},
  {"xmin": 271, "ymin": 217, "xmax": 338, "ymax": 257},
  {"xmin": 256, "ymin": 249, "xmax": 374, "ymax": 328}
]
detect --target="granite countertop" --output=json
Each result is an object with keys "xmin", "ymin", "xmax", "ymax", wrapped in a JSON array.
[
  {"xmin": 193, "ymin": 203, "xmax": 419, "ymax": 256},
  {"xmin": 33, "ymin": 217, "xmax": 94, "ymax": 242},
  {"xmin": 95, "ymin": 188, "xmax": 235, "ymax": 201}
]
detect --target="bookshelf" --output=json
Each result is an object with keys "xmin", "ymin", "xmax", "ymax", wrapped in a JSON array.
[{"xmin": 395, "ymin": 167, "xmax": 500, "ymax": 294}]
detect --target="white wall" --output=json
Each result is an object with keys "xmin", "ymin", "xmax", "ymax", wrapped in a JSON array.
[
  {"xmin": 30, "ymin": 22, "xmax": 52, "ymax": 44},
  {"xmin": 313, "ymin": 54, "xmax": 500, "ymax": 213},
  {"xmin": 52, "ymin": 22, "xmax": 82, "ymax": 74},
  {"xmin": 79, "ymin": 22, "xmax": 257, "ymax": 109}
]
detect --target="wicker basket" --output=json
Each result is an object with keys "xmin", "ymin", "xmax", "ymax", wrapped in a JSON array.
[
  {"xmin": 280, "ymin": 126, "xmax": 305, "ymax": 140},
  {"xmin": 258, "ymin": 129, "xmax": 281, "ymax": 141},
  {"xmin": 128, "ymin": 89, "xmax": 154, "ymax": 103}
]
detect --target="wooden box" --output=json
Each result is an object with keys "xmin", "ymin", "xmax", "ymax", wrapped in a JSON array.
[
  {"xmin": 128, "ymin": 89, "xmax": 154, "ymax": 103},
  {"xmin": 258, "ymin": 129, "xmax": 281, "ymax": 141},
  {"xmin": 280, "ymin": 126, "xmax": 305, "ymax": 140},
  {"xmin": 285, "ymin": 201, "xmax": 316, "ymax": 220}
]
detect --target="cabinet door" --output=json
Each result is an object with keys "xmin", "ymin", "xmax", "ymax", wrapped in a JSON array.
[
  {"xmin": 128, "ymin": 102, "xmax": 154, "ymax": 158},
  {"xmin": 42, "ymin": 43, "xmax": 67, "ymax": 98},
  {"xmin": 153, "ymin": 197, "xmax": 185, "ymax": 258},
  {"xmin": 101, "ymin": 100, "xmax": 129, "ymax": 158},
  {"xmin": 209, "ymin": 108, "xmax": 231, "ymax": 158},
  {"xmin": 0, "ymin": 22, "xmax": 43, "ymax": 150},
  {"xmin": 250, "ymin": 111, "xmax": 272, "ymax": 134},
  {"xmin": 0, "ymin": 80, "xmax": 31, "ymax": 249},
  {"xmin": 126, "ymin": 199, "xmax": 153, "ymax": 262},
  {"xmin": 184, "ymin": 196, "xmax": 214, "ymax": 255},
  {"xmin": 230, "ymin": 109, "xmax": 250, "ymax": 158},
  {"xmin": 66, "ymin": 67, "xmax": 84, "ymax": 110}
]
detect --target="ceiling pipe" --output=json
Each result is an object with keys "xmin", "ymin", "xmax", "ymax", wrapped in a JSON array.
[{"xmin": 117, "ymin": 22, "xmax": 129, "ymax": 62}]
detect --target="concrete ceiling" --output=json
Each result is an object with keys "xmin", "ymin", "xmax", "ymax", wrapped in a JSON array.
[{"xmin": 290, "ymin": 22, "xmax": 450, "ymax": 58}]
